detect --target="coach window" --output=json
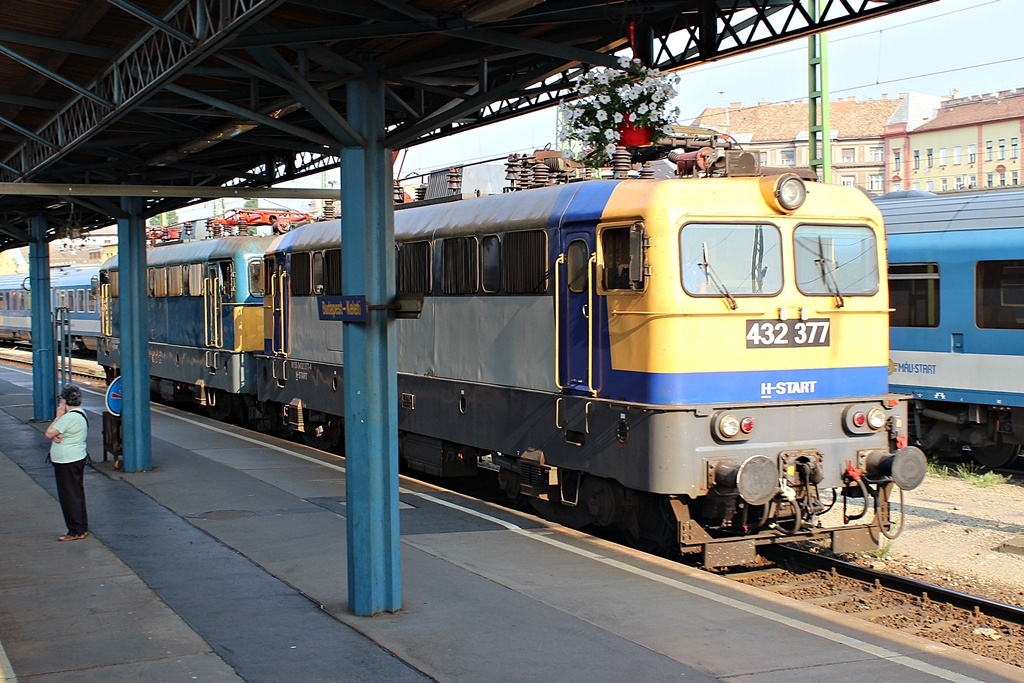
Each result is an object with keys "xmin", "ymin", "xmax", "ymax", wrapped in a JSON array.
[
  {"xmin": 248, "ymin": 259, "xmax": 264, "ymax": 296},
  {"xmin": 481, "ymin": 235, "xmax": 501, "ymax": 293},
  {"xmin": 681, "ymin": 224, "xmax": 783, "ymax": 296},
  {"xmin": 76, "ymin": 289, "xmax": 85, "ymax": 311},
  {"xmin": 324, "ymin": 249, "xmax": 343, "ymax": 295},
  {"xmin": 889, "ymin": 263, "xmax": 939, "ymax": 327},
  {"xmin": 793, "ymin": 225, "xmax": 878, "ymax": 298},
  {"xmin": 397, "ymin": 241, "xmax": 432, "ymax": 294},
  {"xmin": 290, "ymin": 252, "xmax": 313, "ymax": 296},
  {"xmin": 168, "ymin": 265, "xmax": 183, "ymax": 297},
  {"xmin": 442, "ymin": 236, "xmax": 478, "ymax": 294},
  {"xmin": 502, "ymin": 230, "xmax": 547, "ymax": 294},
  {"xmin": 311, "ymin": 252, "xmax": 324, "ymax": 294},
  {"xmin": 977, "ymin": 260, "xmax": 1024, "ymax": 329}
]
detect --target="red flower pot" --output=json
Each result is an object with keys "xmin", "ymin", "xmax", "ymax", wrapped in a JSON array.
[{"xmin": 618, "ymin": 120, "xmax": 652, "ymax": 146}]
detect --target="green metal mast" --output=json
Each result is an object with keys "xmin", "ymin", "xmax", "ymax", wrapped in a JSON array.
[{"xmin": 808, "ymin": 0, "xmax": 831, "ymax": 182}]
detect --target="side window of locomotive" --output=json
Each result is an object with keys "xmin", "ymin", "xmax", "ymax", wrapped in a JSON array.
[
  {"xmin": 397, "ymin": 241, "xmax": 432, "ymax": 294},
  {"xmin": 110, "ymin": 270, "xmax": 119, "ymax": 298},
  {"xmin": 680, "ymin": 224, "xmax": 783, "ymax": 296},
  {"xmin": 481, "ymin": 235, "xmax": 501, "ymax": 293},
  {"xmin": 602, "ymin": 226, "xmax": 646, "ymax": 291},
  {"xmin": 442, "ymin": 237, "xmax": 478, "ymax": 295},
  {"xmin": 503, "ymin": 229, "xmax": 548, "ymax": 294},
  {"xmin": 793, "ymin": 225, "xmax": 879, "ymax": 296},
  {"xmin": 152, "ymin": 267, "xmax": 168, "ymax": 297},
  {"xmin": 188, "ymin": 264, "xmax": 203, "ymax": 296},
  {"xmin": 977, "ymin": 260, "xmax": 1024, "ymax": 329},
  {"xmin": 290, "ymin": 252, "xmax": 313, "ymax": 296},
  {"xmin": 248, "ymin": 259, "xmax": 264, "ymax": 296},
  {"xmin": 889, "ymin": 263, "xmax": 939, "ymax": 327},
  {"xmin": 566, "ymin": 240, "xmax": 589, "ymax": 293},
  {"xmin": 168, "ymin": 265, "xmax": 183, "ymax": 297},
  {"xmin": 311, "ymin": 252, "xmax": 324, "ymax": 295},
  {"xmin": 324, "ymin": 249, "xmax": 343, "ymax": 295},
  {"xmin": 219, "ymin": 262, "xmax": 233, "ymax": 296}
]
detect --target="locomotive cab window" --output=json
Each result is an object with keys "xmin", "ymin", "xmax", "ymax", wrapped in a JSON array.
[
  {"xmin": 680, "ymin": 223, "xmax": 783, "ymax": 296},
  {"xmin": 312, "ymin": 252, "xmax": 324, "ymax": 294},
  {"xmin": 219, "ymin": 261, "xmax": 234, "ymax": 296},
  {"xmin": 794, "ymin": 225, "xmax": 879, "ymax": 298},
  {"xmin": 248, "ymin": 259, "xmax": 264, "ymax": 296},
  {"xmin": 977, "ymin": 260, "xmax": 1024, "ymax": 329},
  {"xmin": 602, "ymin": 224, "xmax": 646, "ymax": 291},
  {"xmin": 290, "ymin": 252, "xmax": 313, "ymax": 296},
  {"xmin": 324, "ymin": 249, "xmax": 343, "ymax": 295},
  {"xmin": 889, "ymin": 263, "xmax": 939, "ymax": 327}
]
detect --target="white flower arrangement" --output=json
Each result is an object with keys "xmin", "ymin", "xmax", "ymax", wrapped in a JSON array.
[{"xmin": 559, "ymin": 56, "xmax": 681, "ymax": 167}]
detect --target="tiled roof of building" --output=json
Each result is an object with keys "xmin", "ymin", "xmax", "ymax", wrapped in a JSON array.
[
  {"xmin": 914, "ymin": 89, "xmax": 1024, "ymax": 132},
  {"xmin": 691, "ymin": 97, "xmax": 902, "ymax": 142}
]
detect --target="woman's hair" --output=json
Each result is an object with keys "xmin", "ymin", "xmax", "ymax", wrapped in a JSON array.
[{"xmin": 60, "ymin": 385, "xmax": 83, "ymax": 407}]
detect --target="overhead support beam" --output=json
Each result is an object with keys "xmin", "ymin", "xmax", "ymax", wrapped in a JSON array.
[
  {"xmin": 0, "ymin": 45, "xmax": 113, "ymax": 107},
  {"xmin": 0, "ymin": 182, "xmax": 340, "ymax": 199},
  {"xmin": 165, "ymin": 84, "xmax": 340, "ymax": 149},
  {"xmin": 0, "ymin": 28, "xmax": 118, "ymax": 59},
  {"xmin": 105, "ymin": 0, "xmax": 198, "ymax": 46},
  {"xmin": 447, "ymin": 28, "xmax": 621, "ymax": 69}
]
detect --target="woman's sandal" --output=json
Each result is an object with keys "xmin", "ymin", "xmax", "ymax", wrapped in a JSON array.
[{"xmin": 58, "ymin": 532, "xmax": 89, "ymax": 542}]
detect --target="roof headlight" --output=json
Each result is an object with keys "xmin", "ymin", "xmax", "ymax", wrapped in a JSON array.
[
  {"xmin": 867, "ymin": 406, "xmax": 887, "ymax": 430},
  {"xmin": 776, "ymin": 175, "xmax": 807, "ymax": 211}
]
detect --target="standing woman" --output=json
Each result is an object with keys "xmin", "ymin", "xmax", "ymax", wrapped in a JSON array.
[{"xmin": 46, "ymin": 385, "xmax": 89, "ymax": 541}]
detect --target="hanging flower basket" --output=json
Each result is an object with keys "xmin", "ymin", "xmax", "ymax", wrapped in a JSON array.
[{"xmin": 559, "ymin": 56, "xmax": 680, "ymax": 168}]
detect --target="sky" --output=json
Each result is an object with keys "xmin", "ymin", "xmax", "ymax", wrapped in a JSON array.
[{"xmin": 176, "ymin": 0, "xmax": 1024, "ymax": 221}]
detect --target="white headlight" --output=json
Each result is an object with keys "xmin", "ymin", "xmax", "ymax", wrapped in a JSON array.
[
  {"xmin": 718, "ymin": 414, "xmax": 741, "ymax": 438},
  {"xmin": 867, "ymin": 407, "xmax": 887, "ymax": 430},
  {"xmin": 777, "ymin": 176, "xmax": 807, "ymax": 211}
]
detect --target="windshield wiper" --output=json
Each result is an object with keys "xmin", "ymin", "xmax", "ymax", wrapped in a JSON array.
[
  {"xmin": 816, "ymin": 236, "xmax": 845, "ymax": 308},
  {"xmin": 700, "ymin": 241, "xmax": 737, "ymax": 310}
]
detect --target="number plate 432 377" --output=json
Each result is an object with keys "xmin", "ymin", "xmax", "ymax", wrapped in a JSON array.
[{"xmin": 745, "ymin": 318, "xmax": 830, "ymax": 348}]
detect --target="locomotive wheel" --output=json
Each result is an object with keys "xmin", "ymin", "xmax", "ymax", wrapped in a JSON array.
[
  {"xmin": 971, "ymin": 443, "xmax": 1020, "ymax": 469},
  {"xmin": 205, "ymin": 389, "xmax": 233, "ymax": 422},
  {"xmin": 302, "ymin": 419, "xmax": 342, "ymax": 451}
]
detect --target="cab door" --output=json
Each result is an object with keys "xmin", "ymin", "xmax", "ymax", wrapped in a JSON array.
[
  {"xmin": 268, "ymin": 253, "xmax": 289, "ymax": 357},
  {"xmin": 557, "ymin": 231, "xmax": 597, "ymax": 395}
]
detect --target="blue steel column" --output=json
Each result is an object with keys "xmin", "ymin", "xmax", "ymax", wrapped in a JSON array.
[
  {"xmin": 29, "ymin": 214, "xmax": 55, "ymax": 419},
  {"xmin": 342, "ymin": 64, "xmax": 401, "ymax": 615},
  {"xmin": 117, "ymin": 196, "xmax": 152, "ymax": 472}
]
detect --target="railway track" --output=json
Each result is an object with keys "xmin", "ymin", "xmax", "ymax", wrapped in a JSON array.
[
  {"xmin": 726, "ymin": 545, "xmax": 1024, "ymax": 666},
  {"xmin": 0, "ymin": 348, "xmax": 105, "ymax": 384}
]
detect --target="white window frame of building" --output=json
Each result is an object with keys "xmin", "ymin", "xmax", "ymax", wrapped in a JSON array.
[
  {"xmin": 987, "ymin": 141, "xmax": 993, "ymax": 161},
  {"xmin": 1001, "ymin": 172, "xmax": 1007, "ymax": 187},
  {"xmin": 840, "ymin": 175, "xmax": 855, "ymax": 187},
  {"xmin": 954, "ymin": 146, "xmax": 962, "ymax": 164},
  {"xmin": 1014, "ymin": 171, "xmax": 1019, "ymax": 185},
  {"xmin": 926, "ymin": 148, "xmax": 933, "ymax": 168},
  {"xmin": 913, "ymin": 150, "xmax": 920, "ymax": 169},
  {"xmin": 780, "ymin": 149, "xmax": 795, "ymax": 166},
  {"xmin": 869, "ymin": 174, "xmax": 883, "ymax": 191},
  {"xmin": 1000, "ymin": 139, "xmax": 1006, "ymax": 159},
  {"xmin": 893, "ymin": 182, "xmax": 902, "ymax": 191},
  {"xmin": 988, "ymin": 173, "xmax": 995, "ymax": 187},
  {"xmin": 759, "ymin": 151, "xmax": 768, "ymax": 165},
  {"xmin": 912, "ymin": 182, "xmax": 920, "ymax": 190},
  {"xmin": 941, "ymin": 177, "xmax": 948, "ymax": 191},
  {"xmin": 893, "ymin": 150, "xmax": 901, "ymax": 171},
  {"xmin": 939, "ymin": 148, "xmax": 947, "ymax": 166},
  {"xmin": 1014, "ymin": 138, "xmax": 1020, "ymax": 159},
  {"xmin": 926, "ymin": 180, "xmax": 934, "ymax": 192},
  {"xmin": 969, "ymin": 144, "xmax": 977, "ymax": 163},
  {"xmin": 970, "ymin": 174, "xmax": 977, "ymax": 188},
  {"xmin": 869, "ymin": 146, "xmax": 883, "ymax": 162},
  {"xmin": 955, "ymin": 176, "xmax": 965, "ymax": 190},
  {"xmin": 841, "ymin": 148, "xmax": 855, "ymax": 163}
]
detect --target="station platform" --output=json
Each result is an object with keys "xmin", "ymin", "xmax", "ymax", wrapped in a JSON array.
[{"xmin": 0, "ymin": 365, "xmax": 1020, "ymax": 683}]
